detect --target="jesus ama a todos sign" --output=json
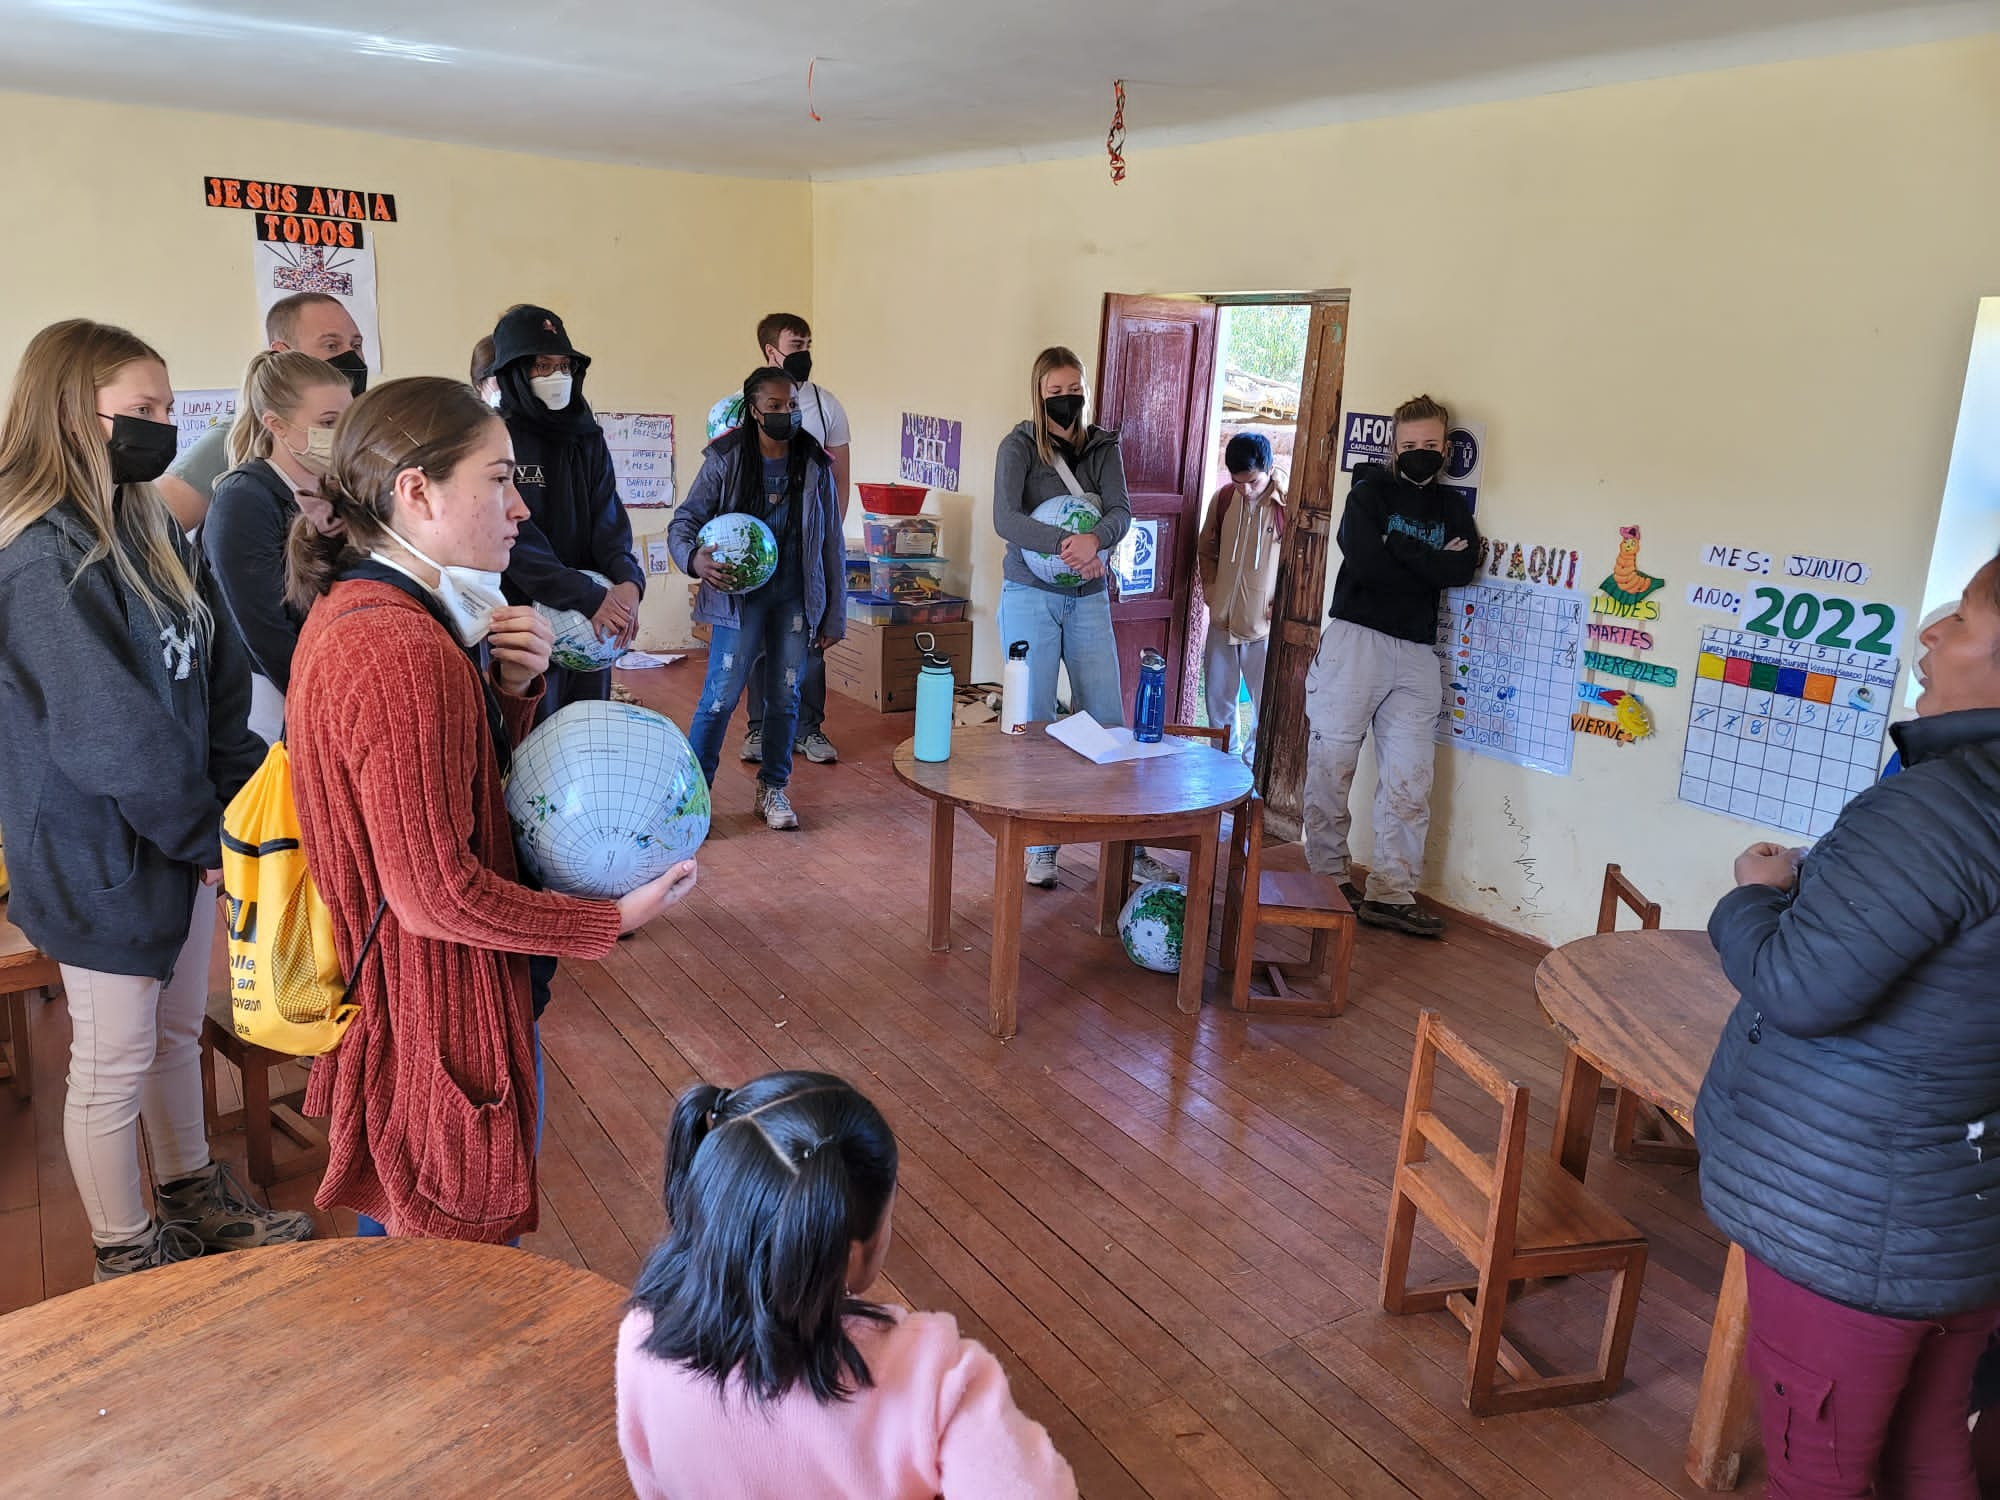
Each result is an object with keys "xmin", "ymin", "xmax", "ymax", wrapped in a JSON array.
[{"xmin": 203, "ymin": 176, "xmax": 398, "ymax": 248}]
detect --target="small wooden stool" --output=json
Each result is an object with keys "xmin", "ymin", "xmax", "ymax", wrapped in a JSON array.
[
  {"xmin": 1219, "ymin": 791, "xmax": 1354, "ymax": 1017},
  {"xmin": 198, "ymin": 993, "xmax": 329, "ymax": 1189},
  {"xmin": 1598, "ymin": 865, "xmax": 1698, "ymax": 1166},
  {"xmin": 0, "ymin": 911, "xmax": 61, "ymax": 1102}
]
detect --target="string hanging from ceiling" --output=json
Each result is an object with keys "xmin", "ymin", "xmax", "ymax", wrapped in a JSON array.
[{"xmin": 1106, "ymin": 79, "xmax": 1127, "ymax": 184}]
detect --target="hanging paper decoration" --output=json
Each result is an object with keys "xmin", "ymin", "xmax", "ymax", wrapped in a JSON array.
[
  {"xmin": 1573, "ymin": 684, "xmax": 1655, "ymax": 744},
  {"xmin": 807, "ymin": 57, "xmax": 822, "ymax": 122},
  {"xmin": 1106, "ymin": 80, "xmax": 1128, "ymax": 185},
  {"xmin": 1600, "ymin": 524, "xmax": 1665, "ymax": 606}
]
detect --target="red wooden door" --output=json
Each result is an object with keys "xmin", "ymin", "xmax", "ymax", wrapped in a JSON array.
[{"xmin": 1095, "ymin": 295, "xmax": 1219, "ymax": 724}]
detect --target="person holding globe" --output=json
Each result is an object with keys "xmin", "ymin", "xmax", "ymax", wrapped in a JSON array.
[
  {"xmin": 284, "ymin": 376, "xmax": 696, "ymax": 1243},
  {"xmin": 670, "ymin": 367, "xmax": 845, "ymax": 833}
]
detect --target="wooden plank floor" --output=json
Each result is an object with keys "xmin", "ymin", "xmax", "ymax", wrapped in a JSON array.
[{"xmin": 0, "ymin": 659, "xmax": 1762, "ymax": 1497}]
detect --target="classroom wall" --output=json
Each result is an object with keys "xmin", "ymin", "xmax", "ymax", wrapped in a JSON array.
[
  {"xmin": 810, "ymin": 35, "xmax": 2000, "ymax": 941},
  {"xmin": 0, "ymin": 90, "xmax": 814, "ymax": 650}
]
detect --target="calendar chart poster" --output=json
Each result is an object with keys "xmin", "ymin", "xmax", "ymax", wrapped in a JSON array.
[
  {"xmin": 1678, "ymin": 627, "xmax": 1901, "ymax": 837},
  {"xmin": 597, "ymin": 413, "xmax": 675, "ymax": 508},
  {"xmin": 1434, "ymin": 579, "xmax": 1584, "ymax": 777}
]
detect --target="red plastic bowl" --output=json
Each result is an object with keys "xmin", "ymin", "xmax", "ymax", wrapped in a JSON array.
[{"xmin": 856, "ymin": 482, "xmax": 929, "ymax": 516}]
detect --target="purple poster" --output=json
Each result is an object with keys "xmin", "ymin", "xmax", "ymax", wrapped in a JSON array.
[{"xmin": 899, "ymin": 411, "xmax": 963, "ymax": 492}]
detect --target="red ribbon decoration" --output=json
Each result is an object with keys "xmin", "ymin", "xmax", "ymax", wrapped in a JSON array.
[
  {"xmin": 808, "ymin": 56, "xmax": 822, "ymax": 122},
  {"xmin": 1107, "ymin": 79, "xmax": 1127, "ymax": 185}
]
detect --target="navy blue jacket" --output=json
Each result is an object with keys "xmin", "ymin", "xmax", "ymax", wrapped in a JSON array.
[
  {"xmin": 1695, "ymin": 707, "xmax": 2000, "ymax": 1317},
  {"xmin": 500, "ymin": 422, "xmax": 644, "ymax": 617}
]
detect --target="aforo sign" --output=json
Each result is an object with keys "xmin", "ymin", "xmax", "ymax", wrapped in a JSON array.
[{"xmin": 204, "ymin": 176, "xmax": 398, "ymax": 248}]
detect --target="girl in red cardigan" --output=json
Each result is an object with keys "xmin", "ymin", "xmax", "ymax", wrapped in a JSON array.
[{"xmin": 284, "ymin": 376, "xmax": 695, "ymax": 1242}]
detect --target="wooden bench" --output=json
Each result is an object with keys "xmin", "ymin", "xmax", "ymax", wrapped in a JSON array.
[{"xmin": 1219, "ymin": 790, "xmax": 1354, "ymax": 1017}]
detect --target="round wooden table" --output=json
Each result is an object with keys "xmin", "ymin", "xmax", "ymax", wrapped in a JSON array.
[
  {"xmin": 0, "ymin": 1238, "xmax": 633, "ymax": 1494},
  {"xmin": 1535, "ymin": 928, "xmax": 1752, "ymax": 1492},
  {"xmin": 894, "ymin": 724, "xmax": 1253, "ymax": 1036}
]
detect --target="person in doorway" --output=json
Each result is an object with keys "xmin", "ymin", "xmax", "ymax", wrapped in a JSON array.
[
  {"xmin": 993, "ymin": 345, "xmax": 1177, "ymax": 890},
  {"xmin": 283, "ymin": 376, "xmax": 697, "ymax": 1242},
  {"xmin": 203, "ymin": 349, "xmax": 352, "ymax": 744},
  {"xmin": 470, "ymin": 335, "xmax": 499, "ymax": 408},
  {"xmin": 0, "ymin": 319, "xmax": 310, "ymax": 1280},
  {"xmin": 1197, "ymin": 432, "xmax": 1286, "ymax": 757},
  {"xmin": 1694, "ymin": 550, "xmax": 2000, "ymax": 1499},
  {"xmin": 1302, "ymin": 394, "xmax": 1477, "ymax": 936},
  {"xmin": 707, "ymin": 314, "xmax": 850, "ymax": 767},
  {"xmin": 618, "ymin": 1071, "xmax": 1078, "ymax": 1499},
  {"xmin": 673, "ymin": 368, "xmax": 844, "ymax": 832},
  {"xmin": 157, "ymin": 292, "xmax": 367, "ymax": 532},
  {"xmin": 491, "ymin": 302, "xmax": 645, "ymax": 720}
]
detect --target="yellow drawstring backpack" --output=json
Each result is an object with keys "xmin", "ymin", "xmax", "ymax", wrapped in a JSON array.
[
  {"xmin": 219, "ymin": 741, "xmax": 384, "ymax": 1055},
  {"xmin": 0, "ymin": 823, "xmax": 10, "ymax": 900}
]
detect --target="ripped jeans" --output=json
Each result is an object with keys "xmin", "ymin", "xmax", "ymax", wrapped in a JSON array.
[{"xmin": 689, "ymin": 589, "xmax": 810, "ymax": 790}]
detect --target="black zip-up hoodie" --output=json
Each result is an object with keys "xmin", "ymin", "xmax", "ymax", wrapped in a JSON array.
[
  {"xmin": 0, "ymin": 504, "xmax": 263, "ymax": 978},
  {"xmin": 1328, "ymin": 462, "xmax": 1481, "ymax": 644}
]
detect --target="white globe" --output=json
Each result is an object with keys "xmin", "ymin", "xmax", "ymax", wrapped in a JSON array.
[
  {"xmin": 536, "ymin": 569, "xmax": 624, "ymax": 673},
  {"xmin": 1118, "ymin": 880, "xmax": 1186, "ymax": 973},
  {"xmin": 1021, "ymin": 495, "xmax": 1103, "ymax": 587},
  {"xmin": 507, "ymin": 701, "xmax": 710, "ymax": 899},
  {"xmin": 696, "ymin": 513, "xmax": 779, "ymax": 594}
]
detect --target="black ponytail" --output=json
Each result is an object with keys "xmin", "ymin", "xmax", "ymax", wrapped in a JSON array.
[{"xmin": 631, "ymin": 1071, "xmax": 898, "ymax": 1404}]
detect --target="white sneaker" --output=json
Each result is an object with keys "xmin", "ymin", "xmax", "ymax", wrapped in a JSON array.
[
  {"xmin": 1025, "ymin": 847, "xmax": 1058, "ymax": 888},
  {"xmin": 754, "ymin": 783, "xmax": 799, "ymax": 830},
  {"xmin": 1131, "ymin": 848, "xmax": 1181, "ymax": 886}
]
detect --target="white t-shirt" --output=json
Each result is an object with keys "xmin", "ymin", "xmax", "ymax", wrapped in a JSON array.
[{"xmin": 706, "ymin": 381, "xmax": 850, "ymax": 448}]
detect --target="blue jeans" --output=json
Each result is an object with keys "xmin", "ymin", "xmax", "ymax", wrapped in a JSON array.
[
  {"xmin": 999, "ymin": 580, "xmax": 1125, "ymax": 858},
  {"xmin": 357, "ymin": 1023, "xmax": 542, "ymax": 1240},
  {"xmin": 689, "ymin": 591, "xmax": 811, "ymax": 789}
]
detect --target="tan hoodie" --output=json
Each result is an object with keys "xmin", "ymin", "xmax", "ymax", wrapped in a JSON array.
[{"xmin": 1198, "ymin": 473, "xmax": 1286, "ymax": 644}]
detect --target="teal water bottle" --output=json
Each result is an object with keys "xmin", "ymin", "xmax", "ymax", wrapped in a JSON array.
[{"xmin": 913, "ymin": 630, "xmax": 954, "ymax": 762}]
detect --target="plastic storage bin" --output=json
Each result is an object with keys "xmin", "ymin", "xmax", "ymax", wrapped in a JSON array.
[
  {"xmin": 846, "ymin": 591, "xmax": 969, "ymax": 626},
  {"xmin": 861, "ymin": 514, "xmax": 942, "ymax": 558},
  {"xmin": 843, "ymin": 549, "xmax": 872, "ymax": 593},
  {"xmin": 854, "ymin": 482, "xmax": 928, "ymax": 516},
  {"xmin": 869, "ymin": 555, "xmax": 950, "ymax": 602}
]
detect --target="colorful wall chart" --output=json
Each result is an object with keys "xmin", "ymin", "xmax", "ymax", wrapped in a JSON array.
[
  {"xmin": 1678, "ymin": 621, "xmax": 1901, "ymax": 837},
  {"xmin": 1434, "ymin": 575, "xmax": 1585, "ymax": 777},
  {"xmin": 597, "ymin": 412, "xmax": 675, "ymax": 508}
]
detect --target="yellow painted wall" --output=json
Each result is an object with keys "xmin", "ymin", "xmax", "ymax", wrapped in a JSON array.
[
  {"xmin": 0, "ymin": 90, "xmax": 813, "ymax": 649},
  {"xmin": 810, "ymin": 35, "xmax": 2000, "ymax": 942}
]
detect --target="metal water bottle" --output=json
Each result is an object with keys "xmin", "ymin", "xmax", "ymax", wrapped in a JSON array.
[
  {"xmin": 1133, "ymin": 648, "xmax": 1167, "ymax": 743},
  {"xmin": 1000, "ymin": 640, "xmax": 1031, "ymax": 734},
  {"xmin": 913, "ymin": 630, "xmax": 955, "ymax": 762}
]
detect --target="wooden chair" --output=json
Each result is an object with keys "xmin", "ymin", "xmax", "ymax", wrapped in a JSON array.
[
  {"xmin": 1218, "ymin": 790, "xmax": 1354, "ymax": 1017},
  {"xmin": 1599, "ymin": 865, "xmax": 1699, "ymax": 1166},
  {"xmin": 198, "ymin": 993, "xmax": 328, "ymax": 1189},
  {"xmin": 1097, "ymin": 724, "xmax": 1234, "ymax": 905},
  {"xmin": 1381, "ymin": 1010, "xmax": 1648, "ymax": 1415},
  {"xmin": 0, "ymin": 908, "xmax": 60, "ymax": 1102}
]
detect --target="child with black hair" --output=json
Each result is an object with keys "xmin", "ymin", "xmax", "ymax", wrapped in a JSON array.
[{"xmin": 617, "ymin": 1072, "xmax": 1077, "ymax": 1499}]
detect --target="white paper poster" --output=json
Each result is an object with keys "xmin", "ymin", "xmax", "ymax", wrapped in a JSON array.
[
  {"xmin": 1435, "ymin": 572, "xmax": 1585, "ymax": 777},
  {"xmin": 174, "ymin": 388, "xmax": 237, "ymax": 460},
  {"xmin": 597, "ymin": 412, "xmax": 676, "ymax": 508},
  {"xmin": 252, "ymin": 239, "xmax": 381, "ymax": 373},
  {"xmin": 1110, "ymin": 519, "xmax": 1159, "ymax": 595}
]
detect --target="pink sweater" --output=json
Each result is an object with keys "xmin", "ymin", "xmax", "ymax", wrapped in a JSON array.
[{"xmin": 617, "ymin": 1306, "xmax": 1078, "ymax": 1500}]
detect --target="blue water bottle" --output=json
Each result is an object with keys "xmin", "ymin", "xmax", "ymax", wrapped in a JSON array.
[
  {"xmin": 1134, "ymin": 648, "xmax": 1167, "ymax": 743},
  {"xmin": 913, "ymin": 630, "xmax": 955, "ymax": 762}
]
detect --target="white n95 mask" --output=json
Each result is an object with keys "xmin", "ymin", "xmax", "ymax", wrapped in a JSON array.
[
  {"xmin": 371, "ymin": 523, "xmax": 509, "ymax": 648},
  {"xmin": 530, "ymin": 373, "xmax": 574, "ymax": 411}
]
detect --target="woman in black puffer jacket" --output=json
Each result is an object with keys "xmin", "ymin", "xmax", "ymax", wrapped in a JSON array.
[{"xmin": 1696, "ymin": 551, "xmax": 2000, "ymax": 1500}]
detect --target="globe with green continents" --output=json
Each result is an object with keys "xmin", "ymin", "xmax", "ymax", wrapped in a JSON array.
[
  {"xmin": 696, "ymin": 513, "xmax": 779, "ymax": 594},
  {"xmin": 1021, "ymin": 495, "xmax": 1102, "ymax": 587},
  {"xmin": 535, "ymin": 568, "xmax": 625, "ymax": 672},
  {"xmin": 1118, "ymin": 880, "xmax": 1186, "ymax": 973},
  {"xmin": 507, "ymin": 701, "xmax": 710, "ymax": 899}
]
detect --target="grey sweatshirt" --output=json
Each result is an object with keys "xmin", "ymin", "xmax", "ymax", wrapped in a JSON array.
[{"xmin": 991, "ymin": 421, "xmax": 1132, "ymax": 595}]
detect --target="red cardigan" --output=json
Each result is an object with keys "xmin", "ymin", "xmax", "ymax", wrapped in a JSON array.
[{"xmin": 289, "ymin": 580, "xmax": 624, "ymax": 1241}]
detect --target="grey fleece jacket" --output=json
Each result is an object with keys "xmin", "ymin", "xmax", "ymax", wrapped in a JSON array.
[
  {"xmin": 991, "ymin": 421, "xmax": 1132, "ymax": 596},
  {"xmin": 0, "ymin": 503, "xmax": 263, "ymax": 978}
]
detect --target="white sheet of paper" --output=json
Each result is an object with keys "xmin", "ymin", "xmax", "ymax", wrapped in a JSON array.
[
  {"xmin": 1045, "ymin": 712, "xmax": 1187, "ymax": 765},
  {"xmin": 614, "ymin": 651, "xmax": 683, "ymax": 669}
]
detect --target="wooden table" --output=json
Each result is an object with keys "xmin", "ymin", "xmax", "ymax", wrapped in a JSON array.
[
  {"xmin": 0, "ymin": 1238, "xmax": 633, "ymax": 1495},
  {"xmin": 1536, "ymin": 928, "xmax": 1753, "ymax": 1492},
  {"xmin": 894, "ymin": 725, "xmax": 1253, "ymax": 1037}
]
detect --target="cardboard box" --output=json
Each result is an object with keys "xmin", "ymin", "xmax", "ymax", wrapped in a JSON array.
[{"xmin": 824, "ymin": 618, "xmax": 973, "ymax": 713}]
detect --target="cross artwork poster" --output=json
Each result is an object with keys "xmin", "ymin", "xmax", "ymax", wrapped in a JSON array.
[{"xmin": 251, "ymin": 239, "xmax": 382, "ymax": 371}]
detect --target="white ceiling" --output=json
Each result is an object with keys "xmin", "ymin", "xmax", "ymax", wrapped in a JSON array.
[{"xmin": 3, "ymin": 0, "xmax": 1995, "ymax": 178}]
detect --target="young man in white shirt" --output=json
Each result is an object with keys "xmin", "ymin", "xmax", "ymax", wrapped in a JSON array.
[{"xmin": 706, "ymin": 312, "xmax": 852, "ymax": 764}]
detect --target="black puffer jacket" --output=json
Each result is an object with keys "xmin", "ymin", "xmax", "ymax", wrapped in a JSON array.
[{"xmin": 1695, "ymin": 707, "xmax": 2000, "ymax": 1318}]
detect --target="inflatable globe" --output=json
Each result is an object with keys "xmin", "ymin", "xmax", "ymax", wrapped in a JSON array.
[
  {"xmin": 507, "ymin": 701, "xmax": 710, "ymax": 899},
  {"xmin": 1021, "ymin": 495, "xmax": 1103, "ymax": 587},
  {"xmin": 1118, "ymin": 880, "xmax": 1186, "ymax": 974},
  {"xmin": 696, "ymin": 513, "xmax": 778, "ymax": 594},
  {"xmin": 536, "ymin": 569, "xmax": 625, "ymax": 673}
]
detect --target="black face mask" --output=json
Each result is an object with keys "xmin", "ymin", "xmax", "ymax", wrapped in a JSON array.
[
  {"xmin": 780, "ymin": 349, "xmax": 812, "ymax": 384},
  {"xmin": 1394, "ymin": 449, "xmax": 1446, "ymax": 485},
  {"xmin": 758, "ymin": 411, "xmax": 798, "ymax": 443},
  {"xmin": 101, "ymin": 413, "xmax": 179, "ymax": 485},
  {"xmin": 326, "ymin": 348, "xmax": 369, "ymax": 397},
  {"xmin": 1043, "ymin": 394, "xmax": 1085, "ymax": 430}
]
